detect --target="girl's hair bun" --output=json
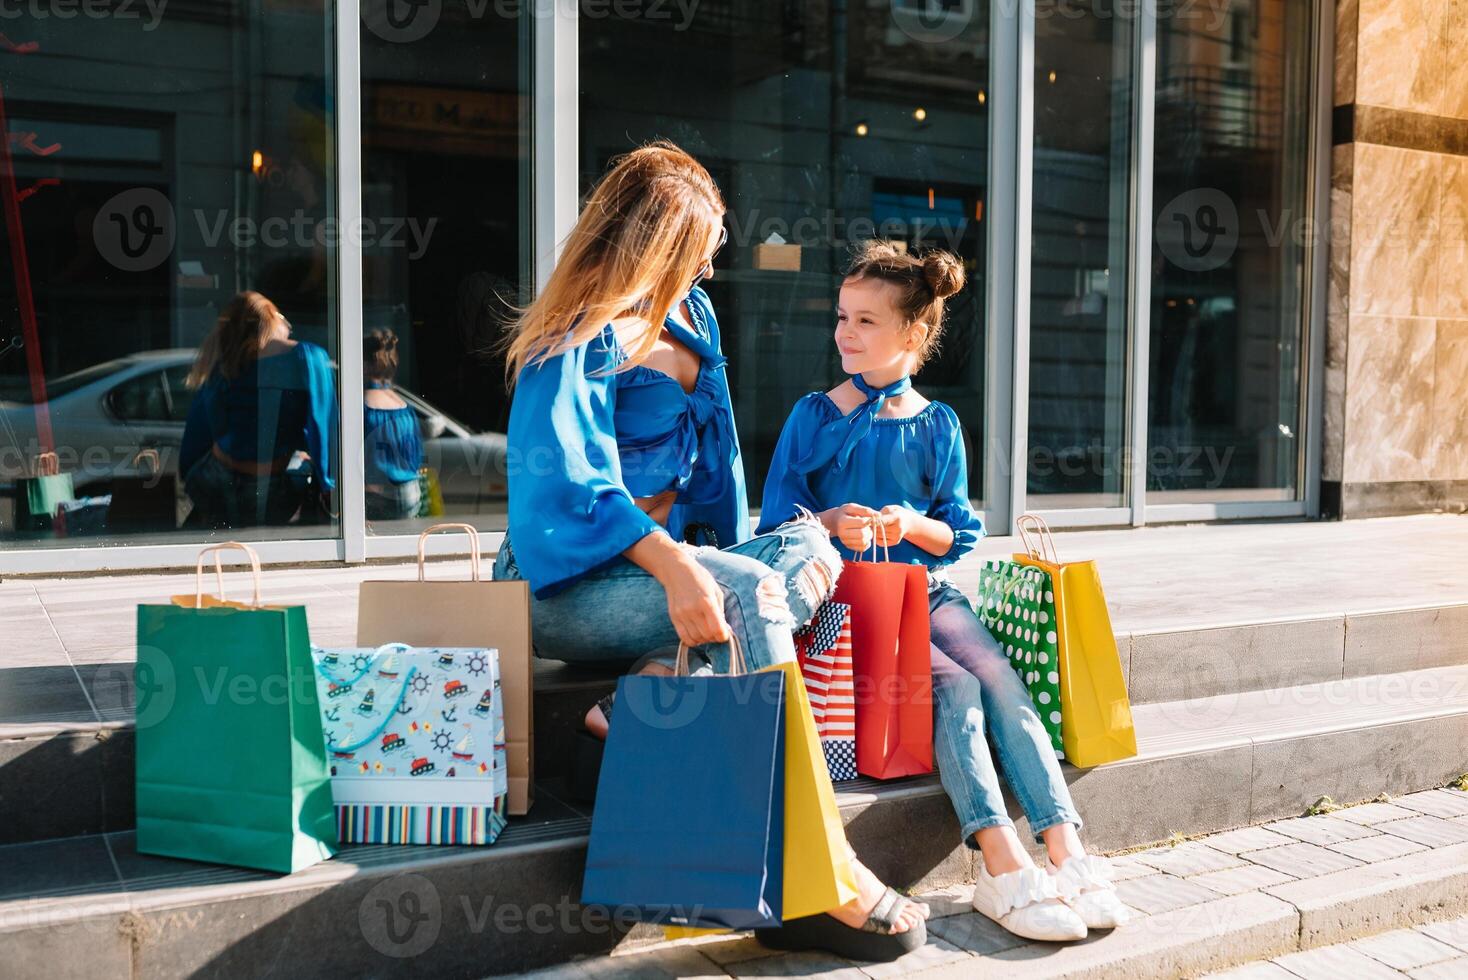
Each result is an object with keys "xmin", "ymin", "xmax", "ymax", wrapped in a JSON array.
[{"xmin": 922, "ymin": 250, "xmax": 965, "ymax": 300}]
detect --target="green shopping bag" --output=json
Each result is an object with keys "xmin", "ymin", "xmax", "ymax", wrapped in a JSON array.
[
  {"xmin": 135, "ymin": 542, "xmax": 337, "ymax": 873},
  {"xmin": 975, "ymin": 559, "xmax": 1064, "ymax": 758},
  {"xmin": 18, "ymin": 451, "xmax": 75, "ymax": 531}
]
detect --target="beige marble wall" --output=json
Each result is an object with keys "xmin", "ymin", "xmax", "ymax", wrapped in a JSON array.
[
  {"xmin": 1329, "ymin": 0, "xmax": 1468, "ymax": 503},
  {"xmin": 1355, "ymin": 0, "xmax": 1468, "ymax": 119}
]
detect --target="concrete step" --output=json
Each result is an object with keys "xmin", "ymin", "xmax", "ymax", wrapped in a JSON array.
[
  {"xmin": 3, "ymin": 665, "xmax": 1466, "ymax": 977},
  {"xmin": 8, "ymin": 616, "xmax": 1468, "ymax": 849},
  {"xmin": 530, "ymin": 806, "xmax": 1468, "ymax": 980}
]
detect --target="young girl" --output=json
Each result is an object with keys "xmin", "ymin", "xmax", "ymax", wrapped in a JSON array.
[{"xmin": 758, "ymin": 242, "xmax": 1129, "ymax": 942}]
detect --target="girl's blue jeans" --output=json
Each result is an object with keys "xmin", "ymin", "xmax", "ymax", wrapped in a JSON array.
[
  {"xmin": 491, "ymin": 510, "xmax": 842, "ymax": 674},
  {"xmin": 928, "ymin": 581, "xmax": 1083, "ymax": 847}
]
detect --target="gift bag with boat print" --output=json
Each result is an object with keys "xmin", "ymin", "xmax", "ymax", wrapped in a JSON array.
[{"xmin": 310, "ymin": 641, "xmax": 508, "ymax": 845}]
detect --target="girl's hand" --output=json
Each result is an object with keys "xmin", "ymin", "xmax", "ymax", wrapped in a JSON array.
[
  {"xmin": 822, "ymin": 503, "xmax": 881, "ymax": 555},
  {"xmin": 657, "ymin": 553, "xmax": 732, "ymax": 648},
  {"xmin": 877, "ymin": 505, "xmax": 913, "ymax": 547}
]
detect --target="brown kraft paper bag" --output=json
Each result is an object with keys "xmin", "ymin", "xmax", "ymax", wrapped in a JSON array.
[{"xmin": 358, "ymin": 523, "xmax": 534, "ymax": 815}]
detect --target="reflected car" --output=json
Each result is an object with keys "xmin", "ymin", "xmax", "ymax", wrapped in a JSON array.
[{"xmin": 0, "ymin": 349, "xmax": 508, "ymax": 514}]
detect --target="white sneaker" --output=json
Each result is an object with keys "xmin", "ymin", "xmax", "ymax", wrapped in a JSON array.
[
  {"xmin": 971, "ymin": 862, "xmax": 1088, "ymax": 942},
  {"xmin": 1046, "ymin": 854, "xmax": 1131, "ymax": 929}
]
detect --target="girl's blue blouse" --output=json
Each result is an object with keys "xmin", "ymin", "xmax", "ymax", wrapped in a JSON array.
[
  {"xmin": 757, "ymin": 392, "xmax": 986, "ymax": 569},
  {"xmin": 506, "ymin": 287, "xmax": 748, "ymax": 599},
  {"xmin": 364, "ymin": 404, "xmax": 425, "ymax": 485}
]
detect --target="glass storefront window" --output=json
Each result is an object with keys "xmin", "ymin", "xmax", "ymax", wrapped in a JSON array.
[
  {"xmin": 359, "ymin": 1, "xmax": 530, "ymax": 535},
  {"xmin": 1026, "ymin": 1, "xmax": 1136, "ymax": 508},
  {"xmin": 579, "ymin": 0, "xmax": 992, "ymax": 515},
  {"xmin": 0, "ymin": 2, "xmax": 340, "ymax": 547},
  {"xmin": 1147, "ymin": 0, "xmax": 1312, "ymax": 501}
]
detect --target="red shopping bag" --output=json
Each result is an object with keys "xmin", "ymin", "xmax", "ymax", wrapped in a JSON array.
[{"xmin": 832, "ymin": 524, "xmax": 933, "ymax": 780}]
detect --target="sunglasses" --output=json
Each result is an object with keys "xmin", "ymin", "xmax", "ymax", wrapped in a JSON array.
[{"xmin": 690, "ymin": 225, "xmax": 729, "ymax": 291}]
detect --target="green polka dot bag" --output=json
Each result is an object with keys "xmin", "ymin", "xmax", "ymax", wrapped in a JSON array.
[{"xmin": 974, "ymin": 559, "xmax": 1064, "ymax": 758}]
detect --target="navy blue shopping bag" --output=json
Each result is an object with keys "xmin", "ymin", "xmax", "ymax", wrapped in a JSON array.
[{"xmin": 581, "ymin": 669, "xmax": 786, "ymax": 931}]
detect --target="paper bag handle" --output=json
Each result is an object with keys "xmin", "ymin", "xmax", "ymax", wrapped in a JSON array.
[
  {"xmin": 132, "ymin": 448, "xmax": 161, "ymax": 476},
  {"xmin": 194, "ymin": 542, "xmax": 262, "ymax": 608},
  {"xmin": 34, "ymin": 451, "xmax": 59, "ymax": 477},
  {"xmin": 848, "ymin": 514, "xmax": 892, "ymax": 564},
  {"xmin": 1016, "ymin": 513, "xmax": 1059, "ymax": 564},
  {"xmin": 416, "ymin": 523, "xmax": 482, "ymax": 581},
  {"xmin": 674, "ymin": 633, "xmax": 747, "ymax": 676}
]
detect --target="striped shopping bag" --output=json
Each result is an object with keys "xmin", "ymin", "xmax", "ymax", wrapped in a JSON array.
[{"xmin": 795, "ymin": 601, "xmax": 857, "ymax": 782}]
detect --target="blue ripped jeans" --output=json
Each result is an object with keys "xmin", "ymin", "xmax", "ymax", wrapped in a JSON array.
[
  {"xmin": 491, "ymin": 511, "xmax": 842, "ymax": 674},
  {"xmin": 928, "ymin": 583, "xmax": 1082, "ymax": 847}
]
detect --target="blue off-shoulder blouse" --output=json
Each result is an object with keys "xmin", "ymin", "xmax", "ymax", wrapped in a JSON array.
[
  {"xmin": 364, "ymin": 384, "xmax": 425, "ymax": 486},
  {"xmin": 506, "ymin": 286, "xmax": 748, "ymax": 599},
  {"xmin": 757, "ymin": 392, "xmax": 985, "ymax": 568},
  {"xmin": 179, "ymin": 340, "xmax": 338, "ymax": 490}
]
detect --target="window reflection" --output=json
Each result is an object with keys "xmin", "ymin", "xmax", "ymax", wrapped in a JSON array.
[
  {"xmin": 359, "ymin": 4, "xmax": 528, "ymax": 535},
  {"xmin": 580, "ymin": 0, "xmax": 992, "ymax": 509},
  {"xmin": 1026, "ymin": 1, "xmax": 1136, "ymax": 507},
  {"xmin": 0, "ymin": 3, "xmax": 340, "ymax": 545},
  {"xmin": 1148, "ymin": 0, "xmax": 1311, "ymax": 501}
]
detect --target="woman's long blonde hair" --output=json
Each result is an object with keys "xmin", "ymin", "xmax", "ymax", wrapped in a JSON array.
[
  {"xmin": 187, "ymin": 291, "xmax": 283, "ymax": 388},
  {"xmin": 504, "ymin": 140, "xmax": 725, "ymax": 381}
]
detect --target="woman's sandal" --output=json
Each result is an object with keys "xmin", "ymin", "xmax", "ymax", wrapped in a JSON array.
[
  {"xmin": 753, "ymin": 887, "xmax": 927, "ymax": 963},
  {"xmin": 568, "ymin": 693, "xmax": 615, "ymax": 804}
]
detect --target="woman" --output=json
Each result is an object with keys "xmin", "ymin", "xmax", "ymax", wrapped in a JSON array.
[
  {"xmin": 491, "ymin": 141, "xmax": 930, "ymax": 961},
  {"xmin": 179, "ymin": 291, "xmax": 336, "ymax": 528},
  {"xmin": 362, "ymin": 328, "xmax": 424, "ymax": 521}
]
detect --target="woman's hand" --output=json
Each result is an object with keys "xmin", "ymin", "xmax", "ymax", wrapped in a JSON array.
[
  {"xmin": 624, "ymin": 531, "xmax": 732, "ymax": 647},
  {"xmin": 657, "ymin": 556, "xmax": 733, "ymax": 647},
  {"xmin": 820, "ymin": 503, "xmax": 881, "ymax": 555}
]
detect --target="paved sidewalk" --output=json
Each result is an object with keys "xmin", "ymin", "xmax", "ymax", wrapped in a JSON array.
[
  {"xmin": 1205, "ymin": 915, "xmax": 1468, "ymax": 978},
  {"xmin": 512, "ymin": 785, "xmax": 1468, "ymax": 979}
]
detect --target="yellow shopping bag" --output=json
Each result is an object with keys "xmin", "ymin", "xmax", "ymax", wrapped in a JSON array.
[
  {"xmin": 416, "ymin": 467, "xmax": 445, "ymax": 518},
  {"xmin": 1013, "ymin": 515, "xmax": 1137, "ymax": 768},
  {"xmin": 665, "ymin": 660, "xmax": 858, "ymax": 938}
]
